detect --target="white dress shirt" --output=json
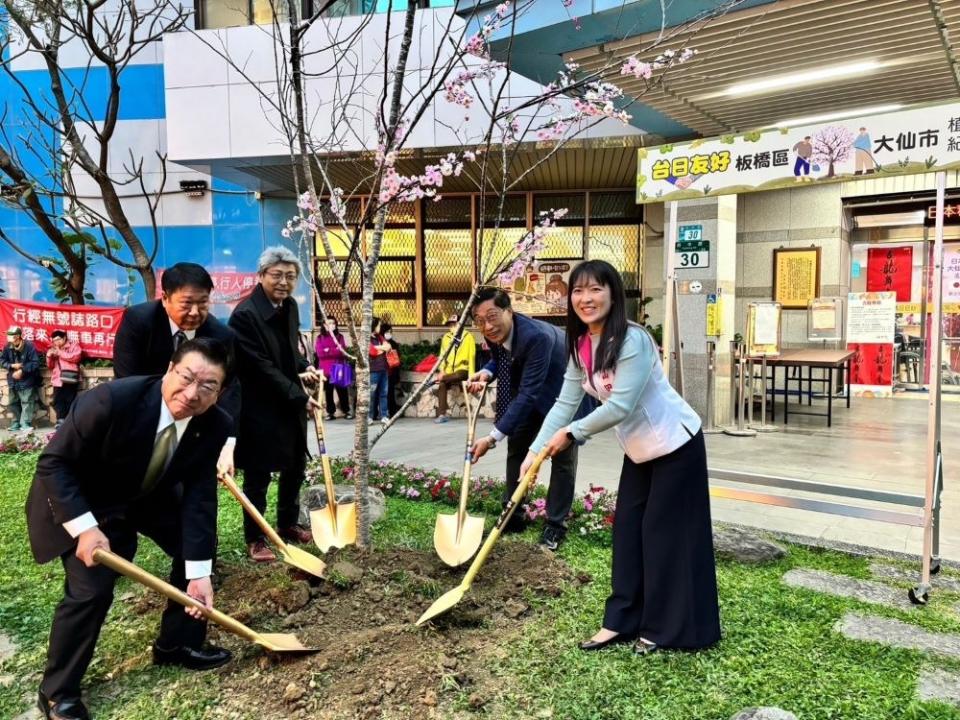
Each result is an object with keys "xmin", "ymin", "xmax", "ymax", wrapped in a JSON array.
[{"xmin": 62, "ymin": 400, "xmax": 211, "ymax": 579}]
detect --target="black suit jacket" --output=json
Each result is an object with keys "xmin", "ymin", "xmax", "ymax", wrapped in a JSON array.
[
  {"xmin": 113, "ymin": 300, "xmax": 240, "ymax": 429},
  {"xmin": 26, "ymin": 376, "xmax": 232, "ymax": 565},
  {"xmin": 229, "ymin": 284, "xmax": 309, "ymax": 472}
]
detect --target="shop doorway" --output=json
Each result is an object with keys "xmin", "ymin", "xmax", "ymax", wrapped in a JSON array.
[{"xmin": 850, "ymin": 215, "xmax": 960, "ymax": 393}]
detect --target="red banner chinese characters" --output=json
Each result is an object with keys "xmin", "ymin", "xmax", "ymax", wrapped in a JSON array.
[
  {"xmin": 0, "ymin": 299, "xmax": 125, "ymax": 359},
  {"xmin": 867, "ymin": 246, "xmax": 913, "ymax": 302}
]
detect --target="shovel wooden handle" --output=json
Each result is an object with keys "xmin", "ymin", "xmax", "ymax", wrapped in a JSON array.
[
  {"xmin": 219, "ymin": 472, "xmax": 288, "ymax": 551},
  {"xmin": 461, "ymin": 448, "xmax": 549, "ymax": 587},
  {"xmin": 458, "ymin": 382, "xmax": 487, "ymax": 520},
  {"xmin": 92, "ymin": 548, "xmax": 259, "ymax": 644},
  {"xmin": 308, "ymin": 379, "xmax": 340, "ymax": 516}
]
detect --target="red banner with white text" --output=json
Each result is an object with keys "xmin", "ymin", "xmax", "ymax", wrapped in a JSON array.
[{"xmin": 0, "ymin": 299, "xmax": 125, "ymax": 358}]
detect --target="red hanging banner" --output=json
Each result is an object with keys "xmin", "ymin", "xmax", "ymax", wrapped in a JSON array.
[
  {"xmin": 866, "ymin": 246, "xmax": 913, "ymax": 302},
  {"xmin": 0, "ymin": 299, "xmax": 125, "ymax": 359}
]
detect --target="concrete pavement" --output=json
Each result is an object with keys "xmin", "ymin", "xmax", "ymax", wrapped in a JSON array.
[{"xmin": 317, "ymin": 392, "xmax": 959, "ymax": 562}]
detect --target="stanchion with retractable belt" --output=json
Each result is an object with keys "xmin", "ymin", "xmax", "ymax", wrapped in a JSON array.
[
  {"xmin": 750, "ymin": 353, "xmax": 779, "ymax": 433},
  {"xmin": 702, "ymin": 340, "xmax": 724, "ymax": 434},
  {"xmin": 724, "ymin": 342, "xmax": 756, "ymax": 437}
]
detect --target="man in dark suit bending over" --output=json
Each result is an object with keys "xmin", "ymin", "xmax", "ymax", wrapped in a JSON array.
[
  {"xmin": 28, "ymin": 338, "xmax": 234, "ymax": 720},
  {"xmin": 112, "ymin": 262, "xmax": 240, "ymax": 475}
]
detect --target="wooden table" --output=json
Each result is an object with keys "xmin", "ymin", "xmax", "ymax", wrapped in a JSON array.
[{"xmin": 764, "ymin": 349, "xmax": 854, "ymax": 427}]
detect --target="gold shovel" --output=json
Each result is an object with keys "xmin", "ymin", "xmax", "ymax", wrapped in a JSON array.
[
  {"xmin": 308, "ymin": 380, "xmax": 357, "ymax": 552},
  {"xmin": 219, "ymin": 471, "xmax": 326, "ymax": 579},
  {"xmin": 433, "ymin": 382, "xmax": 487, "ymax": 567},
  {"xmin": 417, "ymin": 448, "xmax": 550, "ymax": 626},
  {"xmin": 92, "ymin": 548, "xmax": 317, "ymax": 653}
]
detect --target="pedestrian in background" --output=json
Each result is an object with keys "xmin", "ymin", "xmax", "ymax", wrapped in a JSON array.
[
  {"xmin": 433, "ymin": 314, "xmax": 475, "ymax": 424},
  {"xmin": 46, "ymin": 330, "xmax": 82, "ymax": 428},
  {"xmin": 315, "ymin": 316, "xmax": 353, "ymax": 420},
  {"xmin": 2, "ymin": 326, "xmax": 41, "ymax": 431}
]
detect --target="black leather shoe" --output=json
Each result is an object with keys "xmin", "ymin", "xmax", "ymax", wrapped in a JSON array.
[
  {"xmin": 579, "ymin": 633, "xmax": 634, "ymax": 651},
  {"xmin": 152, "ymin": 643, "xmax": 232, "ymax": 670},
  {"xmin": 539, "ymin": 525, "xmax": 567, "ymax": 551},
  {"xmin": 632, "ymin": 638, "xmax": 659, "ymax": 655},
  {"xmin": 38, "ymin": 690, "xmax": 90, "ymax": 720}
]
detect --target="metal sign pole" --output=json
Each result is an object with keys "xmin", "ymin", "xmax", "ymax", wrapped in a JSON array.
[
  {"xmin": 673, "ymin": 278, "xmax": 685, "ymax": 398},
  {"xmin": 662, "ymin": 201, "xmax": 679, "ymax": 382},
  {"xmin": 911, "ymin": 171, "xmax": 946, "ymax": 606}
]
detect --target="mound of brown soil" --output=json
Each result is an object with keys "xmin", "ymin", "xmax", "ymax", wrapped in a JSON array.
[{"xmin": 200, "ymin": 542, "xmax": 585, "ymax": 719}]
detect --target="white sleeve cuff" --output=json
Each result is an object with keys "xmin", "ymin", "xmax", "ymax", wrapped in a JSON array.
[
  {"xmin": 223, "ymin": 436, "xmax": 236, "ymax": 447},
  {"xmin": 63, "ymin": 512, "xmax": 97, "ymax": 538},
  {"xmin": 490, "ymin": 427, "xmax": 506, "ymax": 442},
  {"xmin": 185, "ymin": 560, "xmax": 212, "ymax": 580}
]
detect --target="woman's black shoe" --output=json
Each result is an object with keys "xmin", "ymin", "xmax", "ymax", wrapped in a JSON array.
[
  {"xmin": 632, "ymin": 638, "xmax": 659, "ymax": 655},
  {"xmin": 579, "ymin": 633, "xmax": 633, "ymax": 651}
]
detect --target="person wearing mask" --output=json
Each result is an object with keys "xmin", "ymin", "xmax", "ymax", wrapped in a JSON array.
[
  {"xmin": 368, "ymin": 317, "xmax": 391, "ymax": 426},
  {"xmin": 465, "ymin": 288, "xmax": 580, "ymax": 552},
  {"xmin": 433, "ymin": 314, "xmax": 476, "ymax": 424},
  {"xmin": 112, "ymin": 262, "xmax": 240, "ymax": 474},
  {"xmin": 381, "ymin": 322, "xmax": 402, "ymax": 418},
  {"xmin": 229, "ymin": 247, "xmax": 320, "ymax": 563},
  {"xmin": 315, "ymin": 317, "xmax": 353, "ymax": 420},
  {"xmin": 2, "ymin": 326, "xmax": 42, "ymax": 431},
  {"xmin": 46, "ymin": 330, "xmax": 83, "ymax": 428},
  {"xmin": 520, "ymin": 260, "xmax": 720, "ymax": 656}
]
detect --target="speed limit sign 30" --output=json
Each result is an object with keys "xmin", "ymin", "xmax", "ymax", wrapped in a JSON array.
[{"xmin": 675, "ymin": 225, "xmax": 710, "ymax": 268}]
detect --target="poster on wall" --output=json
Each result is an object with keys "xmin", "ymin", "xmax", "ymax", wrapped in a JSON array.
[
  {"xmin": 636, "ymin": 101, "xmax": 960, "ymax": 203},
  {"xmin": 944, "ymin": 245, "xmax": 960, "ymax": 304},
  {"xmin": 847, "ymin": 343, "xmax": 894, "ymax": 394},
  {"xmin": 0, "ymin": 298, "xmax": 124, "ymax": 359},
  {"xmin": 499, "ymin": 259, "xmax": 580, "ymax": 316},
  {"xmin": 773, "ymin": 247, "xmax": 820, "ymax": 309},
  {"xmin": 846, "ymin": 291, "xmax": 896, "ymax": 396},
  {"xmin": 847, "ymin": 291, "xmax": 897, "ymax": 343},
  {"xmin": 867, "ymin": 246, "xmax": 912, "ymax": 301}
]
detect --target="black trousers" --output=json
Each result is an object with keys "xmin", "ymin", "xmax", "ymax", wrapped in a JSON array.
[
  {"xmin": 242, "ymin": 455, "xmax": 307, "ymax": 543},
  {"xmin": 324, "ymin": 382, "xmax": 350, "ymax": 416},
  {"xmin": 41, "ymin": 509, "xmax": 206, "ymax": 701},
  {"xmin": 52, "ymin": 384, "xmax": 78, "ymax": 422},
  {"xmin": 604, "ymin": 431, "xmax": 721, "ymax": 649},
  {"xmin": 504, "ymin": 415, "xmax": 578, "ymax": 529}
]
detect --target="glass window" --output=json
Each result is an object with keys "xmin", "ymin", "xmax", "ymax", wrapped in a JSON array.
[{"xmin": 199, "ymin": 0, "xmax": 249, "ymax": 29}]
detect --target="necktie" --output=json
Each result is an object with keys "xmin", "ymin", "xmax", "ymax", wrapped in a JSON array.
[
  {"xmin": 173, "ymin": 330, "xmax": 187, "ymax": 351},
  {"xmin": 141, "ymin": 423, "xmax": 177, "ymax": 496},
  {"xmin": 494, "ymin": 345, "xmax": 512, "ymax": 421}
]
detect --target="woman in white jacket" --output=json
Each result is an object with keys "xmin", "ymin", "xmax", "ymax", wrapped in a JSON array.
[{"xmin": 520, "ymin": 259, "xmax": 720, "ymax": 655}]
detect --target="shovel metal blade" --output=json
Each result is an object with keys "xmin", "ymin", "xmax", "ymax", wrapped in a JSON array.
[
  {"xmin": 254, "ymin": 632, "xmax": 318, "ymax": 653},
  {"xmin": 279, "ymin": 544, "xmax": 327, "ymax": 579},
  {"xmin": 415, "ymin": 584, "xmax": 466, "ymax": 626},
  {"xmin": 433, "ymin": 512, "xmax": 485, "ymax": 567},
  {"xmin": 310, "ymin": 502, "xmax": 357, "ymax": 553}
]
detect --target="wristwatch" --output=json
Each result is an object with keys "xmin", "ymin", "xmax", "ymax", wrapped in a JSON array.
[
  {"xmin": 565, "ymin": 430, "xmax": 576, "ymax": 444},
  {"xmin": 486, "ymin": 435, "xmax": 498, "ymax": 449}
]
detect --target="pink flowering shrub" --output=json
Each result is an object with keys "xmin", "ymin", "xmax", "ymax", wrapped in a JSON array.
[
  {"xmin": 0, "ymin": 431, "xmax": 52, "ymax": 454},
  {"xmin": 309, "ymin": 456, "xmax": 617, "ymax": 538}
]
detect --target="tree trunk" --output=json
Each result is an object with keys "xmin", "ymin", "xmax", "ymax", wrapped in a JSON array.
[{"xmin": 352, "ymin": 2, "xmax": 419, "ymax": 548}]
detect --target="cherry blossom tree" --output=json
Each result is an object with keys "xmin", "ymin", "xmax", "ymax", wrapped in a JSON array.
[
  {"xmin": 197, "ymin": 0, "xmax": 719, "ymax": 545},
  {"xmin": 812, "ymin": 125, "xmax": 855, "ymax": 178}
]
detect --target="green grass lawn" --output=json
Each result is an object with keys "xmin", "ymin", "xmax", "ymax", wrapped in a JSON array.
[{"xmin": 2, "ymin": 452, "xmax": 960, "ymax": 719}]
